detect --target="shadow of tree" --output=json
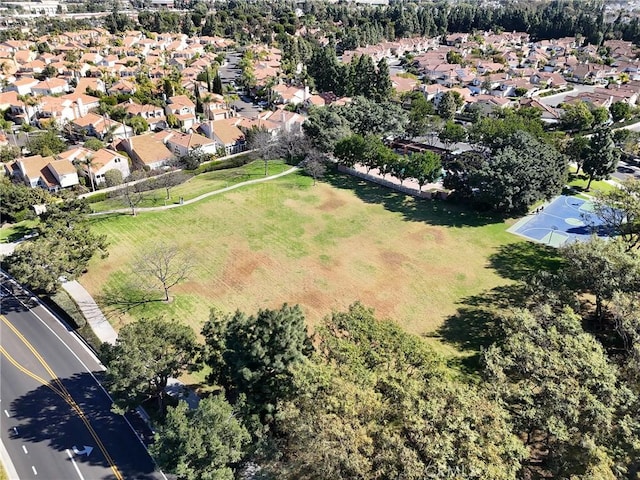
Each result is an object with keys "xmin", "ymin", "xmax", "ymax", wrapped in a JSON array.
[
  {"xmin": 433, "ymin": 284, "xmax": 529, "ymax": 370},
  {"xmin": 96, "ymin": 279, "xmax": 164, "ymax": 319},
  {"xmin": 488, "ymin": 242, "xmax": 564, "ymax": 281},
  {"xmin": 4, "ymin": 224, "xmax": 36, "ymax": 243},
  {"xmin": 323, "ymin": 170, "xmax": 505, "ymax": 228},
  {"xmin": 9, "ymin": 372, "xmax": 158, "ymax": 479}
]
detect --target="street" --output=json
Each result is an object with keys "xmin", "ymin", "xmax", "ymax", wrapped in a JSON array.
[
  {"xmin": 0, "ymin": 276, "xmax": 164, "ymax": 480},
  {"xmin": 218, "ymin": 51, "xmax": 263, "ymax": 118}
]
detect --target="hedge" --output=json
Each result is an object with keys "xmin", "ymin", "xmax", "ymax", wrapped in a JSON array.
[{"xmin": 193, "ymin": 154, "xmax": 252, "ymax": 174}]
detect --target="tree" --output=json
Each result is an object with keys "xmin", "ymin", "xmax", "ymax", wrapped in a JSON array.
[
  {"xmin": 0, "ymin": 177, "xmax": 52, "ymax": 223},
  {"xmin": 202, "ymin": 304, "xmax": 313, "ymax": 421},
  {"xmin": 446, "ymin": 50, "xmax": 464, "ymax": 65},
  {"xmin": 436, "ymin": 91, "xmax": 459, "ymax": 121},
  {"xmin": 484, "ymin": 306, "xmax": 633, "ymax": 477},
  {"xmin": 372, "ymin": 58, "xmax": 392, "ymax": 102},
  {"xmin": 445, "ymin": 131, "xmax": 567, "ymax": 214},
  {"xmin": 133, "ymin": 243, "xmax": 193, "ymax": 302},
  {"xmin": 6, "ymin": 200, "xmax": 108, "ymax": 292},
  {"xmin": 114, "ymin": 182, "xmax": 146, "ymax": 215},
  {"xmin": 303, "ymin": 107, "xmax": 351, "ymax": 153},
  {"xmin": 408, "ymin": 151, "xmax": 442, "ymax": 191},
  {"xmin": 591, "ymin": 105, "xmax": 610, "ymax": 126},
  {"xmin": 301, "ymin": 150, "xmax": 326, "ymax": 185},
  {"xmin": 406, "ymin": 91, "xmax": 435, "ymax": 138},
  {"xmin": 337, "ymin": 96, "xmax": 407, "ymax": 137},
  {"xmin": 83, "ymin": 138, "xmax": 105, "ymax": 151},
  {"xmin": 102, "ymin": 317, "xmax": 199, "ymax": 414},
  {"xmin": 438, "ymin": 120, "xmax": 467, "ymax": 150},
  {"xmin": 593, "ymin": 179, "xmax": 640, "ymax": 251},
  {"xmin": 333, "ymin": 134, "xmax": 367, "ymax": 168},
  {"xmin": 153, "ymin": 171, "xmax": 191, "ymax": 200},
  {"xmin": 560, "ymin": 101, "xmax": 594, "ymax": 132},
  {"xmin": 104, "ymin": 169, "xmax": 123, "ymax": 187},
  {"xmin": 150, "ymin": 397, "xmax": 249, "ymax": 480},
  {"xmin": 564, "ymin": 134, "xmax": 590, "ymax": 174},
  {"xmin": 610, "ymin": 101, "xmax": 631, "ymax": 122},
  {"xmin": 212, "ymin": 71, "xmax": 223, "ymax": 95},
  {"xmin": 583, "ymin": 126, "xmax": 619, "ymax": 190},
  {"xmin": 126, "ymin": 116, "xmax": 149, "ymax": 135},
  {"xmin": 27, "ymin": 129, "xmax": 67, "ymax": 156},
  {"xmin": 559, "ymin": 237, "xmax": 640, "ymax": 319},
  {"xmin": 272, "ymin": 303, "xmax": 526, "ymax": 480}
]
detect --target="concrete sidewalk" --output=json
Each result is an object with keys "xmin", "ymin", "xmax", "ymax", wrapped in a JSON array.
[
  {"xmin": 61, "ymin": 280, "xmax": 200, "ymax": 408},
  {"xmin": 62, "ymin": 280, "xmax": 118, "ymax": 344}
]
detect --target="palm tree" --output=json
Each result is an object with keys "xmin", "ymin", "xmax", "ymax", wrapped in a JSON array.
[{"xmin": 74, "ymin": 154, "xmax": 96, "ymax": 192}]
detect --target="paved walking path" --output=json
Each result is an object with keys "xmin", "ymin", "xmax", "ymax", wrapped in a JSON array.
[
  {"xmin": 61, "ymin": 280, "xmax": 200, "ymax": 408},
  {"xmin": 90, "ymin": 166, "xmax": 298, "ymax": 216}
]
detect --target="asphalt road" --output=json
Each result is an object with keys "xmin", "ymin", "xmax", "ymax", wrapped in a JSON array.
[
  {"xmin": 0, "ymin": 277, "xmax": 164, "ymax": 480},
  {"xmin": 612, "ymin": 159, "xmax": 640, "ymax": 182},
  {"xmin": 218, "ymin": 51, "xmax": 263, "ymax": 118}
]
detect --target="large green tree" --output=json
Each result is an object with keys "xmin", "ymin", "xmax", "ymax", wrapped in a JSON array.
[
  {"xmin": 583, "ymin": 126, "xmax": 619, "ymax": 190},
  {"xmin": 150, "ymin": 397, "xmax": 249, "ymax": 480},
  {"xmin": 102, "ymin": 317, "xmax": 199, "ymax": 414},
  {"xmin": 559, "ymin": 237, "xmax": 640, "ymax": 319},
  {"xmin": 302, "ymin": 107, "xmax": 351, "ymax": 153},
  {"xmin": 0, "ymin": 177, "xmax": 52, "ymax": 223},
  {"xmin": 485, "ymin": 306, "xmax": 635, "ymax": 478},
  {"xmin": 202, "ymin": 304, "xmax": 313, "ymax": 421},
  {"xmin": 27, "ymin": 129, "xmax": 67, "ymax": 157},
  {"xmin": 6, "ymin": 200, "xmax": 108, "ymax": 292},
  {"xmin": 444, "ymin": 131, "xmax": 567, "ymax": 214},
  {"xmin": 593, "ymin": 178, "xmax": 640, "ymax": 251}
]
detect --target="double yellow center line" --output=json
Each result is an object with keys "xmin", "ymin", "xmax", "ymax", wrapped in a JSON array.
[{"xmin": 1, "ymin": 315, "xmax": 124, "ymax": 480}]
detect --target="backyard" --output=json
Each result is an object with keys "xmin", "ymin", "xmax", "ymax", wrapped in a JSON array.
[{"xmin": 81, "ymin": 166, "xmax": 546, "ymax": 360}]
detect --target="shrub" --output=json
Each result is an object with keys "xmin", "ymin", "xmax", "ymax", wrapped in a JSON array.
[
  {"xmin": 86, "ymin": 192, "xmax": 109, "ymax": 203},
  {"xmin": 194, "ymin": 155, "xmax": 251, "ymax": 174}
]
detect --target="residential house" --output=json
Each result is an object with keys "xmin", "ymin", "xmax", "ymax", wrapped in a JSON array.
[
  {"xmin": 270, "ymin": 84, "xmax": 308, "ymax": 105},
  {"xmin": 107, "ymin": 79, "xmax": 137, "ymax": 96},
  {"xmin": 72, "ymin": 112, "xmax": 133, "ymax": 140},
  {"xmin": 519, "ymin": 98, "xmax": 562, "ymax": 123},
  {"xmin": 58, "ymin": 146, "xmax": 130, "ymax": 185},
  {"xmin": 165, "ymin": 94, "xmax": 197, "ymax": 130},
  {"xmin": 198, "ymin": 119, "xmax": 245, "ymax": 155},
  {"xmin": 119, "ymin": 133, "xmax": 174, "ymax": 170},
  {"xmin": 8, "ymin": 77, "xmax": 39, "ymax": 96},
  {"xmin": 161, "ymin": 131, "xmax": 218, "ymax": 157},
  {"xmin": 8, "ymin": 155, "xmax": 79, "ymax": 190},
  {"xmin": 125, "ymin": 101, "xmax": 166, "ymax": 130},
  {"xmin": 31, "ymin": 77, "xmax": 69, "ymax": 96}
]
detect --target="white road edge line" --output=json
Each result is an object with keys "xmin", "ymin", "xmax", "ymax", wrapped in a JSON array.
[
  {"xmin": 31, "ymin": 465, "xmax": 37, "ymax": 475},
  {"xmin": 66, "ymin": 449, "xmax": 85, "ymax": 480},
  {"xmin": 22, "ymin": 445, "xmax": 28, "ymax": 454},
  {"xmin": 4, "ymin": 277, "xmax": 168, "ymax": 480}
]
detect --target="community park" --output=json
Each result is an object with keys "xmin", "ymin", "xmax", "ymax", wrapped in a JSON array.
[{"xmin": 72, "ymin": 158, "xmax": 615, "ymax": 368}]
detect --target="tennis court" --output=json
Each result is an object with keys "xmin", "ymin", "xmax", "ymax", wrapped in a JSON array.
[{"xmin": 508, "ymin": 195, "xmax": 609, "ymax": 247}]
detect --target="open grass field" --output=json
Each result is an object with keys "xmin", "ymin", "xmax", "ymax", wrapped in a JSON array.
[
  {"xmin": 81, "ymin": 168, "xmax": 539, "ymax": 357},
  {"xmin": 567, "ymin": 168, "xmax": 618, "ymax": 195},
  {"xmin": 89, "ymin": 160, "xmax": 290, "ymax": 212}
]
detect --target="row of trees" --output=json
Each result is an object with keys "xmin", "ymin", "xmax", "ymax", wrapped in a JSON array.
[
  {"xmin": 113, "ymin": 0, "xmax": 640, "ymax": 50},
  {"xmin": 334, "ymin": 134, "xmax": 442, "ymax": 190}
]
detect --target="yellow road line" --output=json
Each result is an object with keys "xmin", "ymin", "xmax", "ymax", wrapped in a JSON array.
[{"xmin": 1, "ymin": 315, "xmax": 124, "ymax": 480}]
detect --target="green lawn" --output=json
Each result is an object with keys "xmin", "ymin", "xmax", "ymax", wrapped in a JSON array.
[
  {"xmin": 89, "ymin": 160, "xmax": 290, "ymax": 212},
  {"xmin": 567, "ymin": 168, "xmax": 618, "ymax": 195},
  {"xmin": 82, "ymin": 168, "xmax": 553, "ymax": 361},
  {"xmin": 0, "ymin": 219, "xmax": 39, "ymax": 243}
]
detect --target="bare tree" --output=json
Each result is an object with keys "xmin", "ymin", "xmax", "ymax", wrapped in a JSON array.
[
  {"xmin": 114, "ymin": 182, "xmax": 146, "ymax": 216},
  {"xmin": 153, "ymin": 171, "xmax": 192, "ymax": 200},
  {"xmin": 134, "ymin": 243, "xmax": 193, "ymax": 302},
  {"xmin": 302, "ymin": 150, "xmax": 327, "ymax": 186}
]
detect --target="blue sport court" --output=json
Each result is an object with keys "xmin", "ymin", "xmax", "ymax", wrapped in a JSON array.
[{"xmin": 508, "ymin": 195, "xmax": 610, "ymax": 247}]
